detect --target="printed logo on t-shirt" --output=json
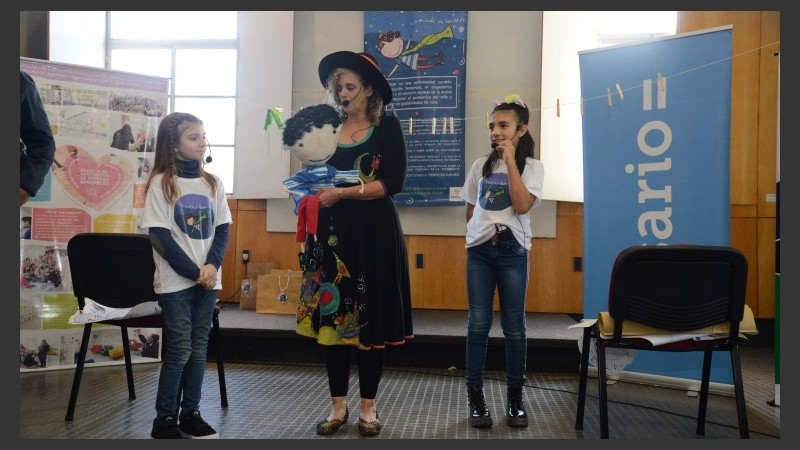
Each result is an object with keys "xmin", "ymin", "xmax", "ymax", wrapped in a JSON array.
[
  {"xmin": 478, "ymin": 173, "xmax": 511, "ymax": 211},
  {"xmin": 173, "ymin": 193, "xmax": 215, "ymax": 240}
]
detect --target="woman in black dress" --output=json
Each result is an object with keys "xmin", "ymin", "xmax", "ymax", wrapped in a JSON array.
[{"xmin": 295, "ymin": 50, "xmax": 413, "ymax": 437}]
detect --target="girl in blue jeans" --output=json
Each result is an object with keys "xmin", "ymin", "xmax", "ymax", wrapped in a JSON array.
[
  {"xmin": 458, "ymin": 95, "xmax": 544, "ymax": 428},
  {"xmin": 142, "ymin": 112, "xmax": 232, "ymax": 439}
]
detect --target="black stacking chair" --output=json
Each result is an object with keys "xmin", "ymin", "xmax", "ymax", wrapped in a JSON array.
[
  {"xmin": 64, "ymin": 232, "xmax": 228, "ymax": 421},
  {"xmin": 575, "ymin": 244, "xmax": 750, "ymax": 438}
]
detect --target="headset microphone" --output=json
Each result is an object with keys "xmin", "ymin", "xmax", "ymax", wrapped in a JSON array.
[
  {"xmin": 491, "ymin": 143, "xmax": 498, "ymax": 149},
  {"xmin": 205, "ymin": 140, "xmax": 212, "ymax": 163},
  {"xmin": 340, "ymin": 85, "xmax": 363, "ymax": 108}
]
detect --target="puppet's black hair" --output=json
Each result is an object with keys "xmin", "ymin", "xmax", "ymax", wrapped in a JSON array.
[{"xmin": 282, "ymin": 104, "xmax": 342, "ymax": 147}]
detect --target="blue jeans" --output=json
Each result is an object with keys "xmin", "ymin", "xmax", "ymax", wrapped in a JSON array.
[
  {"xmin": 155, "ymin": 285, "xmax": 218, "ymax": 418},
  {"xmin": 465, "ymin": 240, "xmax": 529, "ymax": 389}
]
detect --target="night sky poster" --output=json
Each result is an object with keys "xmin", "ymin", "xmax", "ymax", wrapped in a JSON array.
[{"xmin": 365, "ymin": 11, "xmax": 468, "ymax": 206}]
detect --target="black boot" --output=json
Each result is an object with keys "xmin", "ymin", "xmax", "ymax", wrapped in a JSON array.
[
  {"xmin": 467, "ymin": 385, "xmax": 492, "ymax": 428},
  {"xmin": 506, "ymin": 386, "xmax": 528, "ymax": 428}
]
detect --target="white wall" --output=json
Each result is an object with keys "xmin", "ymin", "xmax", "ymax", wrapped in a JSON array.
[{"xmin": 233, "ymin": 11, "xmax": 294, "ymax": 199}]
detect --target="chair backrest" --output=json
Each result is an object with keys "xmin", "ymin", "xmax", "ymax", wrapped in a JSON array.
[
  {"xmin": 608, "ymin": 245, "xmax": 748, "ymax": 338},
  {"xmin": 67, "ymin": 232, "xmax": 157, "ymax": 310}
]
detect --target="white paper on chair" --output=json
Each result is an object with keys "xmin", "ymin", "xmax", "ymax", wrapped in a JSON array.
[{"xmin": 68, "ymin": 298, "xmax": 161, "ymax": 324}]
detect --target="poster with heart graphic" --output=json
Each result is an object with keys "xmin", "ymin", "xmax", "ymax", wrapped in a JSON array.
[
  {"xmin": 51, "ymin": 145, "xmax": 134, "ymax": 211},
  {"xmin": 20, "ymin": 57, "xmax": 168, "ymax": 372}
]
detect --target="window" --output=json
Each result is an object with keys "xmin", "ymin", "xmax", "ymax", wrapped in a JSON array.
[
  {"xmin": 540, "ymin": 11, "xmax": 677, "ymax": 202},
  {"xmin": 49, "ymin": 11, "xmax": 294, "ymax": 200},
  {"xmin": 595, "ymin": 11, "xmax": 677, "ymax": 46},
  {"xmin": 107, "ymin": 11, "xmax": 239, "ymax": 193}
]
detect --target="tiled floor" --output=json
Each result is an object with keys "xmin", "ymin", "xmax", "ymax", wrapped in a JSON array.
[{"xmin": 20, "ymin": 345, "xmax": 779, "ymax": 439}]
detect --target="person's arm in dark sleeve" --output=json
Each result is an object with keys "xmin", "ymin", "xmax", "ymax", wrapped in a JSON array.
[
  {"xmin": 205, "ymin": 223, "xmax": 230, "ymax": 269},
  {"xmin": 20, "ymin": 71, "xmax": 56, "ymax": 199},
  {"xmin": 375, "ymin": 115, "xmax": 407, "ymax": 196},
  {"xmin": 148, "ymin": 227, "xmax": 201, "ymax": 281}
]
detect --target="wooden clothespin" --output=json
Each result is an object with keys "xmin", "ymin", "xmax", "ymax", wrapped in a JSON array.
[
  {"xmin": 556, "ymin": 99, "xmax": 560, "ymax": 117},
  {"xmin": 657, "ymin": 73, "xmax": 665, "ymax": 92},
  {"xmin": 432, "ymin": 117, "xmax": 436, "ymax": 135},
  {"xmin": 441, "ymin": 117, "xmax": 447, "ymax": 134},
  {"xmin": 607, "ymin": 88, "xmax": 612, "ymax": 106},
  {"xmin": 449, "ymin": 117, "xmax": 454, "ymax": 134},
  {"xmin": 408, "ymin": 117, "xmax": 413, "ymax": 135},
  {"xmin": 615, "ymin": 83, "xmax": 624, "ymax": 100},
  {"xmin": 580, "ymin": 98, "xmax": 584, "ymax": 116},
  {"xmin": 485, "ymin": 112, "xmax": 490, "ymax": 129}
]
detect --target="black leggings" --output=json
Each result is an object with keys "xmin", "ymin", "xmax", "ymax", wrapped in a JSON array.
[{"xmin": 324, "ymin": 345, "xmax": 385, "ymax": 399}]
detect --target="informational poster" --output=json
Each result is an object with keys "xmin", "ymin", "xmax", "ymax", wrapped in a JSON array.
[
  {"xmin": 19, "ymin": 58, "xmax": 167, "ymax": 372},
  {"xmin": 365, "ymin": 11, "xmax": 467, "ymax": 206},
  {"xmin": 579, "ymin": 27, "xmax": 733, "ymax": 383}
]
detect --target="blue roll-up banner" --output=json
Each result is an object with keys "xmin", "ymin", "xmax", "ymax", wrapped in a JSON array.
[{"xmin": 579, "ymin": 26, "xmax": 734, "ymax": 383}]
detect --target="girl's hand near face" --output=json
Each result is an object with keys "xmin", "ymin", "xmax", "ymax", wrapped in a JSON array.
[{"xmin": 495, "ymin": 139, "xmax": 517, "ymax": 164}]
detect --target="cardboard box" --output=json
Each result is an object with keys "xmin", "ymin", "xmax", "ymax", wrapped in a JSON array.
[{"xmin": 239, "ymin": 261, "xmax": 278, "ymax": 310}]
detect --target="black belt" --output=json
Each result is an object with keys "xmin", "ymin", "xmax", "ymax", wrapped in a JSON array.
[{"xmin": 489, "ymin": 225, "xmax": 515, "ymax": 242}]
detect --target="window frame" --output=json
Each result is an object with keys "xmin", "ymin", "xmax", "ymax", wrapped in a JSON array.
[{"xmin": 105, "ymin": 12, "xmax": 240, "ymax": 194}]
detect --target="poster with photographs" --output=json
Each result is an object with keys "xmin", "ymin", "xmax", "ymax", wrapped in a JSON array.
[{"xmin": 20, "ymin": 57, "xmax": 168, "ymax": 372}]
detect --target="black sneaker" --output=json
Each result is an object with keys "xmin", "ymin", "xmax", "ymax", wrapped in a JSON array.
[
  {"xmin": 151, "ymin": 416, "xmax": 185, "ymax": 439},
  {"xmin": 179, "ymin": 410, "xmax": 219, "ymax": 439}
]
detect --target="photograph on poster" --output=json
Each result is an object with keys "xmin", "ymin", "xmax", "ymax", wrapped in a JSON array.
[
  {"xmin": 20, "ymin": 207, "xmax": 32, "ymax": 240},
  {"xmin": 82, "ymin": 327, "xmax": 161, "ymax": 363},
  {"xmin": 20, "ymin": 242, "xmax": 68, "ymax": 291},
  {"xmin": 20, "ymin": 326, "xmax": 162, "ymax": 372},
  {"xmin": 58, "ymin": 106, "xmax": 109, "ymax": 140},
  {"xmin": 35, "ymin": 81, "xmax": 63, "ymax": 106},
  {"xmin": 19, "ymin": 330, "xmax": 66, "ymax": 370},
  {"xmin": 62, "ymin": 85, "xmax": 109, "ymax": 109},
  {"xmin": 108, "ymin": 92, "xmax": 166, "ymax": 117}
]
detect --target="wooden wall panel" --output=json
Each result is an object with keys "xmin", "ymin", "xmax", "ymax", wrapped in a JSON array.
[
  {"xmin": 757, "ymin": 218, "xmax": 777, "ymax": 318},
  {"xmin": 218, "ymin": 198, "xmax": 239, "ymax": 302},
  {"xmin": 530, "ymin": 204, "xmax": 583, "ymax": 313},
  {"xmin": 731, "ymin": 216, "xmax": 758, "ymax": 315},
  {"xmin": 678, "ymin": 12, "xmax": 761, "ymax": 206},
  {"xmin": 406, "ymin": 235, "xmax": 467, "ymax": 310},
  {"xmin": 757, "ymin": 11, "xmax": 780, "ymax": 218}
]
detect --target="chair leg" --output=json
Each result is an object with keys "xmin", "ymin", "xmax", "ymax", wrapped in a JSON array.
[
  {"xmin": 212, "ymin": 310, "xmax": 228, "ymax": 408},
  {"xmin": 597, "ymin": 338, "xmax": 609, "ymax": 439},
  {"xmin": 65, "ymin": 324, "xmax": 93, "ymax": 421},
  {"xmin": 696, "ymin": 350, "xmax": 712, "ymax": 435},
  {"xmin": 575, "ymin": 326, "xmax": 593, "ymax": 430},
  {"xmin": 120, "ymin": 326, "xmax": 135, "ymax": 400},
  {"xmin": 730, "ymin": 346, "xmax": 750, "ymax": 438}
]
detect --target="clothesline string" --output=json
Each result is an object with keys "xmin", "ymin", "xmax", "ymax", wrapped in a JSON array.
[{"xmin": 243, "ymin": 39, "xmax": 779, "ymax": 126}]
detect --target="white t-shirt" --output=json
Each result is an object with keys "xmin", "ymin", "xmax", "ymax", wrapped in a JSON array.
[
  {"xmin": 459, "ymin": 156, "xmax": 544, "ymax": 251},
  {"xmin": 141, "ymin": 174, "xmax": 233, "ymax": 294}
]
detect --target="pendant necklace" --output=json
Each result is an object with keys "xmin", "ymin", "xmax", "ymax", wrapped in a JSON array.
[
  {"xmin": 277, "ymin": 270, "xmax": 291, "ymax": 304},
  {"xmin": 348, "ymin": 117, "xmax": 371, "ymax": 142},
  {"xmin": 350, "ymin": 126, "xmax": 371, "ymax": 142}
]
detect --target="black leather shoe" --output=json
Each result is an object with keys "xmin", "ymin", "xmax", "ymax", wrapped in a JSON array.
[
  {"xmin": 316, "ymin": 407, "xmax": 349, "ymax": 435},
  {"xmin": 506, "ymin": 386, "xmax": 528, "ymax": 428},
  {"xmin": 467, "ymin": 386, "xmax": 492, "ymax": 428}
]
